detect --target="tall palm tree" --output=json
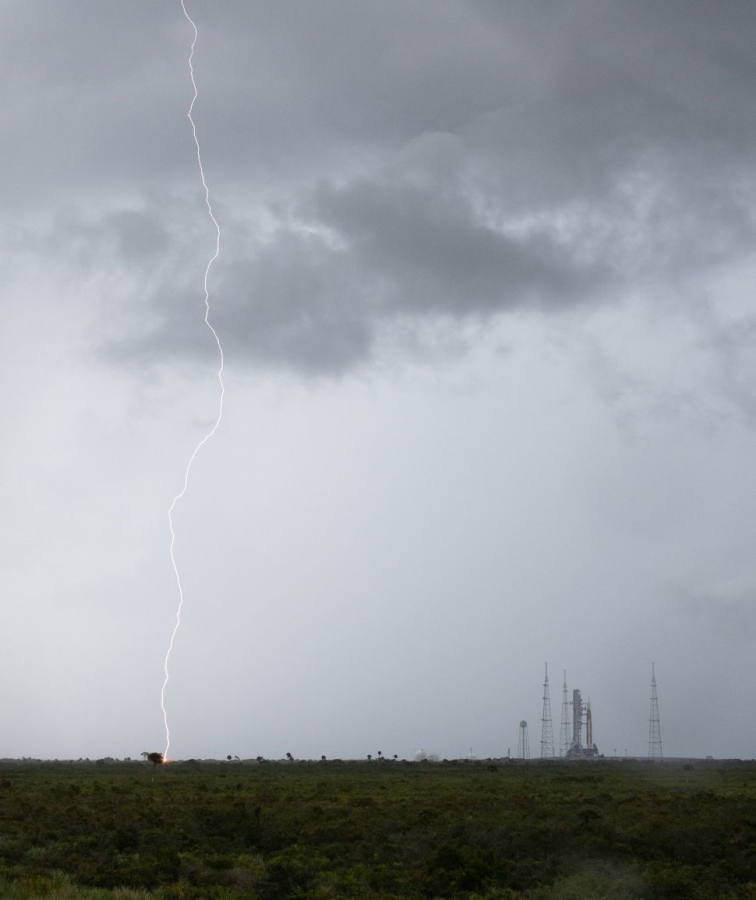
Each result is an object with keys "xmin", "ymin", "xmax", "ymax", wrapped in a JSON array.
[{"xmin": 141, "ymin": 751, "xmax": 164, "ymax": 781}]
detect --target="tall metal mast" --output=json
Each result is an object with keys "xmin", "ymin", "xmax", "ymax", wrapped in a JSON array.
[
  {"xmin": 540, "ymin": 663, "xmax": 555, "ymax": 758},
  {"xmin": 648, "ymin": 662, "xmax": 663, "ymax": 759}
]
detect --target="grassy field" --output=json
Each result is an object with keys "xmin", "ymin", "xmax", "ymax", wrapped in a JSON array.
[{"xmin": 0, "ymin": 757, "xmax": 755, "ymax": 898}]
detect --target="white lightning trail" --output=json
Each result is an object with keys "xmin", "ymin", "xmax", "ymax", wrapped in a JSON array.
[{"xmin": 161, "ymin": 0, "xmax": 225, "ymax": 760}]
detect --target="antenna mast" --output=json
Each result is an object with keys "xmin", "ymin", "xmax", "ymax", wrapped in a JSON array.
[
  {"xmin": 648, "ymin": 662, "xmax": 663, "ymax": 759},
  {"xmin": 540, "ymin": 663, "xmax": 555, "ymax": 758}
]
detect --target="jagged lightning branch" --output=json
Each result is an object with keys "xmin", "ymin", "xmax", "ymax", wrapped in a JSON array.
[{"xmin": 161, "ymin": 0, "xmax": 225, "ymax": 760}]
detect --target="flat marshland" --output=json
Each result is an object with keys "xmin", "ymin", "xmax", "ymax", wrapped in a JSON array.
[{"xmin": 0, "ymin": 757, "xmax": 755, "ymax": 898}]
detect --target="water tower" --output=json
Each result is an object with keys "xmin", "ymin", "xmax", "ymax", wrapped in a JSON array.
[{"xmin": 518, "ymin": 720, "xmax": 530, "ymax": 759}]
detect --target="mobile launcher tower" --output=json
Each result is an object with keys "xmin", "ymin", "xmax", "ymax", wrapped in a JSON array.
[{"xmin": 566, "ymin": 687, "xmax": 600, "ymax": 759}]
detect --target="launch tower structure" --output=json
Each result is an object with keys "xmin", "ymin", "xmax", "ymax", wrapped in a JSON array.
[
  {"xmin": 560, "ymin": 671, "xmax": 571, "ymax": 757},
  {"xmin": 540, "ymin": 663, "xmax": 555, "ymax": 758},
  {"xmin": 648, "ymin": 662, "xmax": 663, "ymax": 759},
  {"xmin": 566, "ymin": 684, "xmax": 599, "ymax": 758}
]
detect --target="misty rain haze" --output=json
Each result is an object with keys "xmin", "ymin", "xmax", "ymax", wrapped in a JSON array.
[{"xmin": 1, "ymin": 1, "xmax": 755, "ymax": 762}]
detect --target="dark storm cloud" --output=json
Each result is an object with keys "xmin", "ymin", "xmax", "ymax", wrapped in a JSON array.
[
  {"xmin": 218, "ymin": 245, "xmax": 374, "ymax": 375},
  {"xmin": 198, "ymin": 167, "xmax": 607, "ymax": 374},
  {"xmin": 5, "ymin": 1, "xmax": 756, "ymax": 374},
  {"xmin": 104, "ymin": 210, "xmax": 172, "ymax": 265},
  {"xmin": 101, "ymin": 165, "xmax": 604, "ymax": 376},
  {"xmin": 308, "ymin": 174, "xmax": 593, "ymax": 314},
  {"xmin": 1, "ymin": 0, "xmax": 174, "ymax": 87},
  {"xmin": 0, "ymin": 1, "xmax": 189, "ymax": 210}
]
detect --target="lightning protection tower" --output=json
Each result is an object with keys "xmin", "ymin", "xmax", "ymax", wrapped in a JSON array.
[
  {"xmin": 648, "ymin": 662, "xmax": 663, "ymax": 759},
  {"xmin": 540, "ymin": 663, "xmax": 555, "ymax": 758},
  {"xmin": 560, "ymin": 670, "xmax": 571, "ymax": 757},
  {"xmin": 518, "ymin": 720, "xmax": 530, "ymax": 759}
]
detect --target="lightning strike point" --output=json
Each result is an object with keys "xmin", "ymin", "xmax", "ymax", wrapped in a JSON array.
[{"xmin": 160, "ymin": 1, "xmax": 225, "ymax": 761}]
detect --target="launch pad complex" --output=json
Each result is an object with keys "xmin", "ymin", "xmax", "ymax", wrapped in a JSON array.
[
  {"xmin": 518, "ymin": 664, "xmax": 662, "ymax": 760},
  {"xmin": 564, "ymin": 686, "xmax": 598, "ymax": 759},
  {"xmin": 518, "ymin": 666, "xmax": 599, "ymax": 759}
]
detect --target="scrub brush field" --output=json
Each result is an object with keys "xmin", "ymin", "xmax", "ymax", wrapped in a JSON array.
[{"xmin": 0, "ymin": 757, "xmax": 755, "ymax": 899}]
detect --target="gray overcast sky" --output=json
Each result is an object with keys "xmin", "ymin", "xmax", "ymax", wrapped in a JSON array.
[{"xmin": 1, "ymin": 0, "xmax": 755, "ymax": 761}]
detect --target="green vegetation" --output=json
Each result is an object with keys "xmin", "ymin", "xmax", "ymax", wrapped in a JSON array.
[{"xmin": 0, "ymin": 757, "xmax": 755, "ymax": 898}]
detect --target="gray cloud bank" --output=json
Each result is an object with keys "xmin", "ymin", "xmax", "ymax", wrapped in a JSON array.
[{"xmin": 5, "ymin": 1, "xmax": 756, "ymax": 376}]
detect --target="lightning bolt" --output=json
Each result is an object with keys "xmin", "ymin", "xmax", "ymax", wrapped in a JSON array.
[{"xmin": 161, "ymin": 0, "xmax": 225, "ymax": 761}]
